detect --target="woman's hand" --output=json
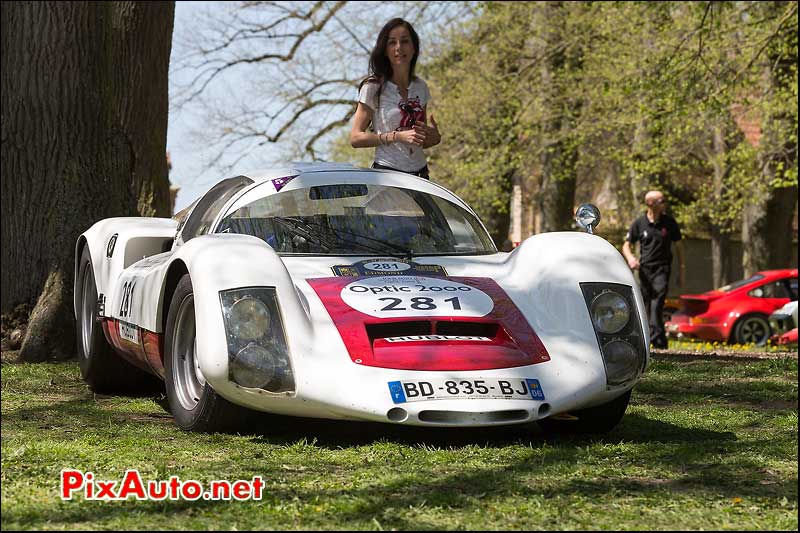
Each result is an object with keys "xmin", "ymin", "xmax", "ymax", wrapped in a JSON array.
[
  {"xmin": 414, "ymin": 114, "xmax": 441, "ymax": 148},
  {"xmin": 394, "ymin": 128, "xmax": 425, "ymax": 147}
]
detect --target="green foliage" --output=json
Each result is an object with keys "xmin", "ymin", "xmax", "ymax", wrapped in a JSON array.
[{"xmin": 417, "ymin": 1, "xmax": 797, "ymax": 239}]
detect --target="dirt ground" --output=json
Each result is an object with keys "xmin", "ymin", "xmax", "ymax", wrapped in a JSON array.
[{"xmin": 0, "ymin": 304, "xmax": 31, "ymax": 352}]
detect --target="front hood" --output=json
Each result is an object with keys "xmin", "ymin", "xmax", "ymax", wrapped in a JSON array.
[{"xmin": 281, "ymin": 255, "xmax": 550, "ymax": 371}]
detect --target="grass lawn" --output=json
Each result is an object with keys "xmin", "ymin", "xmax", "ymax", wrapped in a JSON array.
[{"xmin": 1, "ymin": 352, "xmax": 797, "ymax": 530}]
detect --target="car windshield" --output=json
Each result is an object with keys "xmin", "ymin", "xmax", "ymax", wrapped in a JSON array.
[
  {"xmin": 216, "ymin": 183, "xmax": 496, "ymax": 256},
  {"xmin": 718, "ymin": 274, "xmax": 765, "ymax": 292}
]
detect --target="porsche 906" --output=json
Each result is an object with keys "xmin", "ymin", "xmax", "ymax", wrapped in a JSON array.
[{"xmin": 74, "ymin": 163, "xmax": 649, "ymax": 434}]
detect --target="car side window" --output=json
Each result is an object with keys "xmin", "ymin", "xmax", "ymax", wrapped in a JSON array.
[
  {"xmin": 175, "ymin": 176, "xmax": 253, "ymax": 247},
  {"xmin": 749, "ymin": 281, "xmax": 791, "ymax": 299},
  {"xmin": 784, "ymin": 277, "xmax": 798, "ymax": 300}
]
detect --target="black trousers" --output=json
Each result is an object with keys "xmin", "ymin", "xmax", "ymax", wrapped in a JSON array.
[{"xmin": 639, "ymin": 263, "xmax": 671, "ymax": 349}]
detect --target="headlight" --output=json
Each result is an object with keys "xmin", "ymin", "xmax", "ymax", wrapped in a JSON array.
[
  {"xmin": 229, "ymin": 297, "xmax": 271, "ymax": 340},
  {"xmin": 231, "ymin": 344, "xmax": 277, "ymax": 389},
  {"xmin": 591, "ymin": 291, "xmax": 630, "ymax": 334},
  {"xmin": 220, "ymin": 288, "xmax": 294, "ymax": 393},
  {"xmin": 602, "ymin": 340, "xmax": 640, "ymax": 385},
  {"xmin": 581, "ymin": 283, "xmax": 647, "ymax": 388}
]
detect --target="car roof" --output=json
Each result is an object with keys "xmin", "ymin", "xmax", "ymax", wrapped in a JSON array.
[
  {"xmin": 755, "ymin": 269, "xmax": 798, "ymax": 279},
  {"xmin": 227, "ymin": 163, "xmax": 477, "ymax": 217}
]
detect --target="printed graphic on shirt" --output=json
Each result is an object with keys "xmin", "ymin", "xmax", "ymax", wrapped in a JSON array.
[{"xmin": 397, "ymin": 97, "xmax": 425, "ymax": 130}]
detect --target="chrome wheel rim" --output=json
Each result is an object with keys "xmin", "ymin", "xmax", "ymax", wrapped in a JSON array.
[
  {"xmin": 172, "ymin": 294, "xmax": 205, "ymax": 411},
  {"xmin": 740, "ymin": 317, "xmax": 769, "ymax": 345},
  {"xmin": 80, "ymin": 267, "xmax": 95, "ymax": 357}
]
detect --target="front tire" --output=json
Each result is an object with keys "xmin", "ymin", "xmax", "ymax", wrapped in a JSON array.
[
  {"xmin": 76, "ymin": 246, "xmax": 157, "ymax": 393},
  {"xmin": 538, "ymin": 389, "xmax": 632, "ymax": 436},
  {"xmin": 164, "ymin": 274, "xmax": 252, "ymax": 432},
  {"xmin": 732, "ymin": 314, "xmax": 771, "ymax": 346}
]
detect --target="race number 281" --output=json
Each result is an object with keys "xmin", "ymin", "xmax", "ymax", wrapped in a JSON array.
[{"xmin": 378, "ymin": 296, "xmax": 461, "ymax": 311}]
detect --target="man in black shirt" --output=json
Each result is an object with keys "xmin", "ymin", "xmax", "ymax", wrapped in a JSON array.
[{"xmin": 622, "ymin": 190, "xmax": 685, "ymax": 349}]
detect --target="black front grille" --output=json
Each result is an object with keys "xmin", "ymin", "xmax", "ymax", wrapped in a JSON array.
[
  {"xmin": 436, "ymin": 321, "xmax": 499, "ymax": 338},
  {"xmin": 366, "ymin": 320, "xmax": 501, "ymax": 342},
  {"xmin": 366, "ymin": 321, "xmax": 431, "ymax": 342},
  {"xmin": 418, "ymin": 410, "xmax": 530, "ymax": 424}
]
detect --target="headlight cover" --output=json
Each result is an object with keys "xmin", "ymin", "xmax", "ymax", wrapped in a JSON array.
[
  {"xmin": 229, "ymin": 297, "xmax": 271, "ymax": 341},
  {"xmin": 581, "ymin": 283, "xmax": 646, "ymax": 387},
  {"xmin": 601, "ymin": 340, "xmax": 640, "ymax": 386},
  {"xmin": 590, "ymin": 291, "xmax": 630, "ymax": 334},
  {"xmin": 220, "ymin": 287, "xmax": 294, "ymax": 393}
]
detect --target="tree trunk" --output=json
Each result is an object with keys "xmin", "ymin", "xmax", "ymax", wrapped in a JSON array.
[
  {"xmin": 742, "ymin": 13, "xmax": 798, "ymax": 278},
  {"xmin": 709, "ymin": 124, "xmax": 731, "ymax": 287},
  {"xmin": 627, "ymin": 120, "xmax": 651, "ymax": 222},
  {"xmin": 533, "ymin": 1, "xmax": 579, "ymax": 233},
  {"xmin": 486, "ymin": 171, "xmax": 514, "ymax": 247},
  {"xmin": 710, "ymin": 227, "xmax": 731, "ymax": 287},
  {"xmin": 538, "ymin": 147, "xmax": 578, "ymax": 232},
  {"xmin": 742, "ymin": 176, "xmax": 797, "ymax": 276},
  {"xmin": 1, "ymin": 2, "xmax": 174, "ymax": 361}
]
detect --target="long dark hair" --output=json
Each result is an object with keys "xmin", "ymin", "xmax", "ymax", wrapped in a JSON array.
[{"xmin": 358, "ymin": 18, "xmax": 420, "ymax": 97}]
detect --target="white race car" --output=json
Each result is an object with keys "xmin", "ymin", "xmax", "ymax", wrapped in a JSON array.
[{"xmin": 74, "ymin": 163, "xmax": 649, "ymax": 434}]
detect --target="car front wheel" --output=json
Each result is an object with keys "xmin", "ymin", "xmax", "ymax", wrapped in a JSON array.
[
  {"xmin": 538, "ymin": 389, "xmax": 632, "ymax": 436},
  {"xmin": 164, "ymin": 274, "xmax": 253, "ymax": 432}
]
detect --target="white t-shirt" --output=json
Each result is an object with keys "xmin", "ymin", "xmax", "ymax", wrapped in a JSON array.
[{"xmin": 358, "ymin": 77, "xmax": 431, "ymax": 172}]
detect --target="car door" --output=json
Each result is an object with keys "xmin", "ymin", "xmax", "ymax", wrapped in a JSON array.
[{"xmin": 747, "ymin": 278, "xmax": 794, "ymax": 315}]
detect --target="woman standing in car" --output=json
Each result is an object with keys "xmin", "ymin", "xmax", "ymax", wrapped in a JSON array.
[{"xmin": 350, "ymin": 18, "xmax": 441, "ymax": 179}]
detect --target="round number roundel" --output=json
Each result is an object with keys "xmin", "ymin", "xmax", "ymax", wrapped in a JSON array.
[
  {"xmin": 340, "ymin": 276, "xmax": 494, "ymax": 318},
  {"xmin": 363, "ymin": 260, "xmax": 411, "ymax": 272}
]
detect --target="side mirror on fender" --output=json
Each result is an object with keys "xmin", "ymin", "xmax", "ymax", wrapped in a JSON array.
[{"xmin": 575, "ymin": 204, "xmax": 602, "ymax": 234}]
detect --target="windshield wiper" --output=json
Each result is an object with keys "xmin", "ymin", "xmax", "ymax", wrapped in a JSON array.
[
  {"xmin": 271, "ymin": 216, "xmax": 333, "ymax": 252},
  {"xmin": 281, "ymin": 216, "xmax": 414, "ymax": 259}
]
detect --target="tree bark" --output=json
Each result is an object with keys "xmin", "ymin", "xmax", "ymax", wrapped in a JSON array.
[
  {"xmin": 742, "ymin": 8, "xmax": 798, "ymax": 278},
  {"xmin": 742, "ymin": 184, "xmax": 797, "ymax": 277},
  {"xmin": 709, "ymin": 124, "xmax": 731, "ymax": 287},
  {"xmin": 1, "ymin": 1, "xmax": 174, "ymax": 361},
  {"xmin": 533, "ymin": 1, "xmax": 579, "ymax": 233}
]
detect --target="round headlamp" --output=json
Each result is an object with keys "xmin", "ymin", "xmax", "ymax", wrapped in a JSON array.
[
  {"xmin": 229, "ymin": 297, "xmax": 271, "ymax": 341},
  {"xmin": 591, "ymin": 291, "xmax": 630, "ymax": 334},
  {"xmin": 602, "ymin": 339, "xmax": 641, "ymax": 385},
  {"xmin": 230, "ymin": 344, "xmax": 277, "ymax": 389}
]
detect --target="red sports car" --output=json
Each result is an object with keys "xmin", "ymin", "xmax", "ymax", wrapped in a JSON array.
[{"xmin": 666, "ymin": 269, "xmax": 798, "ymax": 345}]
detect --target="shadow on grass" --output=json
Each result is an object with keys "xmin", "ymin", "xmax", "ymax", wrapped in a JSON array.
[
  {"xmin": 652, "ymin": 352, "xmax": 798, "ymax": 363},
  {"xmin": 3, "ymin": 356, "xmax": 797, "ymax": 530},
  {"xmin": 4, "ymin": 393, "xmax": 741, "ymax": 450},
  {"xmin": 3, "ymin": 397, "xmax": 795, "ymax": 530}
]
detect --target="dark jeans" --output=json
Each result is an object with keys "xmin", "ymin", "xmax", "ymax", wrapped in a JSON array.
[
  {"xmin": 639, "ymin": 263, "xmax": 670, "ymax": 349},
  {"xmin": 372, "ymin": 162, "xmax": 430, "ymax": 179}
]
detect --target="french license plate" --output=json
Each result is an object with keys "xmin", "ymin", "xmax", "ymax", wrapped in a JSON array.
[{"xmin": 387, "ymin": 378, "xmax": 545, "ymax": 404}]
